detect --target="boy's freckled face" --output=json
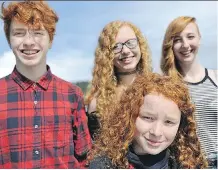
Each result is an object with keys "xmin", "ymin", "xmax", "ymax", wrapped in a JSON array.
[{"xmin": 9, "ymin": 20, "xmax": 52, "ymax": 67}]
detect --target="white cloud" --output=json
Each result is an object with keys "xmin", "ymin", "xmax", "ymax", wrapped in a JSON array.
[
  {"xmin": 0, "ymin": 51, "xmax": 16, "ymax": 78},
  {"xmin": 0, "ymin": 1, "xmax": 216, "ymax": 82},
  {"xmin": 94, "ymin": 1, "xmax": 217, "ymax": 70},
  {"xmin": 48, "ymin": 49, "xmax": 94, "ymax": 82},
  {"xmin": 126, "ymin": 1, "xmax": 217, "ymax": 70},
  {"xmin": 0, "ymin": 50, "xmax": 94, "ymax": 82}
]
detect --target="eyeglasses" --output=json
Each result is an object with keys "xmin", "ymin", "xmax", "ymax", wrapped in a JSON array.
[{"xmin": 112, "ymin": 38, "xmax": 138, "ymax": 54}]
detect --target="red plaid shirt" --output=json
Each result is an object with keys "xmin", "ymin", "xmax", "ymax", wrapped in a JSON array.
[{"xmin": 0, "ymin": 66, "xmax": 92, "ymax": 168}]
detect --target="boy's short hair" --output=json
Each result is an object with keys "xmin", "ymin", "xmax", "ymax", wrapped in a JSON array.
[{"xmin": 1, "ymin": 0, "xmax": 59, "ymax": 43}]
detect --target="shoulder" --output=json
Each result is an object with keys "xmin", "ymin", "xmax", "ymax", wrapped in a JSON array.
[
  {"xmin": 0, "ymin": 73, "xmax": 12, "ymax": 81},
  {"xmin": 0, "ymin": 74, "xmax": 13, "ymax": 88},
  {"xmin": 87, "ymin": 97, "xmax": 97, "ymax": 114},
  {"xmin": 169, "ymin": 156, "xmax": 181, "ymax": 169},
  {"xmin": 86, "ymin": 97, "xmax": 100, "ymax": 138},
  {"xmin": 207, "ymin": 68, "xmax": 218, "ymax": 86},
  {"xmin": 89, "ymin": 155, "xmax": 115, "ymax": 169},
  {"xmin": 52, "ymin": 74, "xmax": 83, "ymax": 97}
]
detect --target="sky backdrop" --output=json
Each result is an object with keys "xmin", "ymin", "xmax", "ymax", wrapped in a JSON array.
[{"xmin": 0, "ymin": 1, "xmax": 217, "ymax": 82}]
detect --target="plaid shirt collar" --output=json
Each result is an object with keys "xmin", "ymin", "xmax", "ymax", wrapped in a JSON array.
[{"xmin": 11, "ymin": 65, "xmax": 53, "ymax": 91}]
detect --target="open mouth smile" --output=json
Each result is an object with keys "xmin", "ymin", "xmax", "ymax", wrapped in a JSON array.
[
  {"xmin": 118, "ymin": 55, "xmax": 135, "ymax": 61},
  {"xmin": 20, "ymin": 49, "xmax": 40, "ymax": 55},
  {"xmin": 180, "ymin": 49, "xmax": 194, "ymax": 56},
  {"xmin": 146, "ymin": 138, "xmax": 163, "ymax": 146}
]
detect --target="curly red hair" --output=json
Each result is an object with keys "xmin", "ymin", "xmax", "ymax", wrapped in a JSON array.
[
  {"xmin": 85, "ymin": 21, "xmax": 152, "ymax": 131},
  {"xmin": 1, "ymin": 0, "xmax": 58, "ymax": 44},
  {"xmin": 88, "ymin": 73, "xmax": 208, "ymax": 168}
]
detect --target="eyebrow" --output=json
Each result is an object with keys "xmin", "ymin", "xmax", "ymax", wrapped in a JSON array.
[
  {"xmin": 140, "ymin": 111, "xmax": 180, "ymax": 120},
  {"xmin": 186, "ymin": 33, "xmax": 195, "ymax": 35},
  {"xmin": 12, "ymin": 28, "xmax": 46, "ymax": 32},
  {"xmin": 165, "ymin": 115, "xmax": 180, "ymax": 121},
  {"xmin": 12, "ymin": 28, "xmax": 26, "ymax": 32},
  {"xmin": 165, "ymin": 117, "xmax": 179, "ymax": 121},
  {"xmin": 32, "ymin": 29, "xmax": 46, "ymax": 32},
  {"xmin": 115, "ymin": 38, "xmax": 137, "ymax": 44},
  {"xmin": 139, "ymin": 111, "xmax": 157, "ymax": 116},
  {"xmin": 173, "ymin": 35, "xmax": 181, "ymax": 39},
  {"xmin": 174, "ymin": 33, "xmax": 195, "ymax": 38}
]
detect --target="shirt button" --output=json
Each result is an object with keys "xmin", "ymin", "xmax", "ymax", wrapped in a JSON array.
[
  {"xmin": 34, "ymin": 101, "xmax": 38, "ymax": 105},
  {"xmin": 35, "ymin": 150, "xmax": 39, "ymax": 155},
  {"xmin": 34, "ymin": 125, "xmax": 39, "ymax": 129}
]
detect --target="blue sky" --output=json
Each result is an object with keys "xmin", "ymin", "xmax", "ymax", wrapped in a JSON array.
[{"xmin": 0, "ymin": 1, "xmax": 217, "ymax": 82}]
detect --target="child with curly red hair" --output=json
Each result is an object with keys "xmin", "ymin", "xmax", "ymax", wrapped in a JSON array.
[{"xmin": 88, "ymin": 73, "xmax": 208, "ymax": 168}]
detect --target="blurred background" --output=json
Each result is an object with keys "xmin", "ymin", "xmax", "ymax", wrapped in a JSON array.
[{"xmin": 0, "ymin": 1, "xmax": 217, "ymax": 94}]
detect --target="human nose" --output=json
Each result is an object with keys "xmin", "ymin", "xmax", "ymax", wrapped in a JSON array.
[
  {"xmin": 149, "ymin": 121, "xmax": 163, "ymax": 137},
  {"xmin": 181, "ymin": 38, "xmax": 189, "ymax": 48},
  {"xmin": 22, "ymin": 32, "xmax": 35, "ymax": 49},
  {"xmin": 121, "ymin": 44, "xmax": 131, "ymax": 54}
]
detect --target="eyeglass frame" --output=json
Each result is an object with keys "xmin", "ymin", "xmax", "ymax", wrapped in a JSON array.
[{"xmin": 112, "ymin": 38, "xmax": 138, "ymax": 54}]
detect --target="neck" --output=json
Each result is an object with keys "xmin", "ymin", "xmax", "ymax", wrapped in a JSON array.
[
  {"xmin": 179, "ymin": 59, "xmax": 205, "ymax": 83},
  {"xmin": 115, "ymin": 72, "xmax": 137, "ymax": 101},
  {"xmin": 116, "ymin": 69, "xmax": 137, "ymax": 76},
  {"xmin": 117, "ymin": 72, "xmax": 137, "ymax": 86},
  {"xmin": 138, "ymin": 149, "xmax": 167, "ymax": 166},
  {"xmin": 129, "ymin": 145, "xmax": 168, "ymax": 167},
  {"xmin": 16, "ymin": 63, "xmax": 47, "ymax": 82}
]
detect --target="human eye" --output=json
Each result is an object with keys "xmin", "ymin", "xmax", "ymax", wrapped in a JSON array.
[
  {"xmin": 126, "ymin": 39, "xmax": 137, "ymax": 47},
  {"xmin": 113, "ymin": 43, "xmax": 122, "ymax": 50},
  {"xmin": 141, "ymin": 116, "xmax": 155, "ymax": 122},
  {"xmin": 13, "ymin": 32, "xmax": 25, "ymax": 37},
  {"xmin": 173, "ymin": 38, "xmax": 181, "ymax": 43},
  {"xmin": 165, "ymin": 120, "xmax": 176, "ymax": 125},
  {"xmin": 188, "ymin": 35, "xmax": 195, "ymax": 39},
  {"xmin": 34, "ymin": 31, "xmax": 44, "ymax": 36}
]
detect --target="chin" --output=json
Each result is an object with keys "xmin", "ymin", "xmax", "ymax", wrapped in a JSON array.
[
  {"xmin": 181, "ymin": 57, "xmax": 195, "ymax": 64},
  {"xmin": 19, "ymin": 58, "xmax": 41, "ymax": 67},
  {"xmin": 146, "ymin": 149, "xmax": 163, "ymax": 155},
  {"xmin": 179, "ymin": 54, "xmax": 195, "ymax": 62},
  {"xmin": 123, "ymin": 65, "xmax": 137, "ymax": 71}
]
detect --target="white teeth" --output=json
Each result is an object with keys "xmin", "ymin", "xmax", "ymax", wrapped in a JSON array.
[
  {"xmin": 22, "ymin": 50, "xmax": 38, "ymax": 55},
  {"xmin": 180, "ymin": 51, "xmax": 191, "ymax": 55},
  {"xmin": 119, "ymin": 56, "xmax": 134, "ymax": 61}
]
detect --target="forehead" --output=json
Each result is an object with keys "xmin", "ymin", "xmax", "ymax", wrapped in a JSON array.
[
  {"xmin": 140, "ymin": 94, "xmax": 180, "ymax": 117},
  {"xmin": 179, "ymin": 22, "xmax": 199, "ymax": 36},
  {"xmin": 10, "ymin": 20, "xmax": 45, "ymax": 31},
  {"xmin": 115, "ymin": 25, "xmax": 136, "ymax": 42},
  {"xmin": 10, "ymin": 20, "xmax": 28, "ymax": 30}
]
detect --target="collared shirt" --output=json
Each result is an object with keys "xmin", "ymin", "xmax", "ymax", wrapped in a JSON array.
[{"xmin": 0, "ymin": 66, "xmax": 92, "ymax": 168}]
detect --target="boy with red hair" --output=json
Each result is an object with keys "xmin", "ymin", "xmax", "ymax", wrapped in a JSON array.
[{"xmin": 0, "ymin": 1, "xmax": 91, "ymax": 168}]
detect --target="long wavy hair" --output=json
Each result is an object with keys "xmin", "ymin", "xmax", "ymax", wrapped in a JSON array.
[
  {"xmin": 160, "ymin": 16, "xmax": 200, "ymax": 79},
  {"xmin": 85, "ymin": 20, "xmax": 152, "ymax": 121},
  {"xmin": 88, "ymin": 73, "xmax": 208, "ymax": 168},
  {"xmin": 1, "ymin": 0, "xmax": 58, "ymax": 44}
]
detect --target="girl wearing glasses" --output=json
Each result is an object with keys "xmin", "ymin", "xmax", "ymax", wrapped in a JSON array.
[
  {"xmin": 88, "ymin": 74, "xmax": 208, "ymax": 168},
  {"xmin": 160, "ymin": 16, "xmax": 217, "ymax": 168},
  {"xmin": 85, "ymin": 21, "xmax": 152, "ymax": 139}
]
